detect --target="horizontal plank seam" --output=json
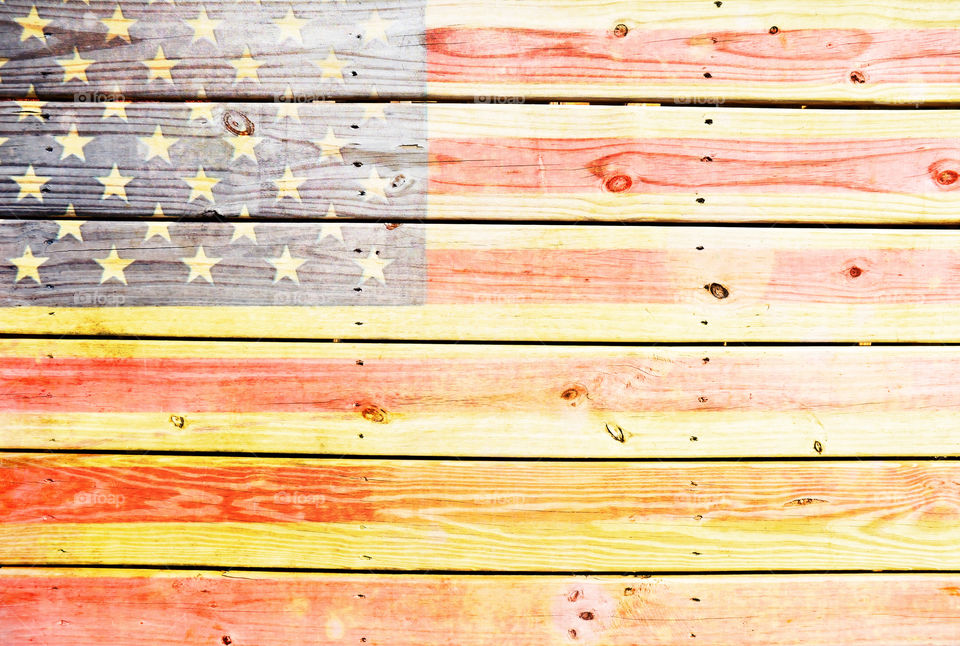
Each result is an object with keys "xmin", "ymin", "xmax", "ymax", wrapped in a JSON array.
[
  {"xmin": 3, "ymin": 564, "xmax": 959, "ymax": 576},
  {"xmin": 0, "ymin": 334, "xmax": 953, "ymax": 347},
  {"xmin": 9, "ymin": 217, "xmax": 960, "ymax": 230},
  {"xmin": 0, "ymin": 449, "xmax": 956, "ymax": 462}
]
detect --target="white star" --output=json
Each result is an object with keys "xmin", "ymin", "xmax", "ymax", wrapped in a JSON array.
[{"xmin": 354, "ymin": 247, "xmax": 393, "ymax": 285}]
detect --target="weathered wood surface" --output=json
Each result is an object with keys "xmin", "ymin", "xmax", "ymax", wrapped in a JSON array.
[
  {"xmin": 3, "ymin": 0, "xmax": 960, "ymax": 103},
  {"xmin": 4, "ymin": 569, "xmax": 960, "ymax": 646},
  {"xmin": 6, "ymin": 222, "xmax": 960, "ymax": 341},
  {"xmin": 4, "ymin": 454, "xmax": 960, "ymax": 570},
  {"xmin": 3, "ymin": 339, "xmax": 960, "ymax": 458},
  {"xmin": 7, "ymin": 102, "xmax": 960, "ymax": 221}
]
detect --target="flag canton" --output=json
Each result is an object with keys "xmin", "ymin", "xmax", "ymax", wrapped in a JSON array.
[{"xmin": 1, "ymin": 220, "xmax": 426, "ymax": 306}]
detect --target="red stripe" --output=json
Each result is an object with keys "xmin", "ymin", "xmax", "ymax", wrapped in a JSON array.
[
  {"xmin": 426, "ymin": 249, "xmax": 674, "ymax": 304},
  {"xmin": 426, "ymin": 27, "xmax": 960, "ymax": 85},
  {"xmin": 0, "ymin": 462, "xmax": 376, "ymax": 524},
  {"xmin": 5, "ymin": 350, "xmax": 960, "ymax": 414},
  {"xmin": 429, "ymin": 137, "xmax": 960, "ymax": 194},
  {"xmin": 426, "ymin": 248, "xmax": 960, "ymax": 304}
]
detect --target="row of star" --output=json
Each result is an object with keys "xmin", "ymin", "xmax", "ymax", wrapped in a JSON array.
[
  {"xmin": 11, "ymin": 4, "xmax": 392, "ymax": 49},
  {"xmin": 40, "ymin": 203, "xmax": 354, "ymax": 248},
  {"xmin": 8, "ymin": 120, "xmax": 352, "ymax": 166},
  {"xmin": 10, "ymin": 242, "xmax": 394, "ymax": 286},
  {"xmin": 9, "ymin": 163, "xmax": 396, "ymax": 204},
  {"xmin": 16, "ymin": 43, "xmax": 354, "ymax": 87},
  {"xmin": 12, "ymin": 85, "xmax": 389, "ymax": 125}
]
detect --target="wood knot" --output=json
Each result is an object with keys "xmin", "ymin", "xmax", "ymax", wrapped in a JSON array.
[
  {"xmin": 938, "ymin": 170, "xmax": 959, "ymax": 186},
  {"xmin": 360, "ymin": 404, "xmax": 389, "ymax": 423},
  {"xmin": 848, "ymin": 266, "xmax": 862, "ymax": 278},
  {"xmin": 222, "ymin": 110, "xmax": 255, "ymax": 136},
  {"xmin": 560, "ymin": 383, "xmax": 587, "ymax": 406},
  {"xmin": 169, "ymin": 414, "xmax": 185, "ymax": 429},
  {"xmin": 384, "ymin": 222, "xmax": 402, "ymax": 230},
  {"xmin": 389, "ymin": 173, "xmax": 412, "ymax": 194},
  {"xmin": 813, "ymin": 440, "xmax": 823, "ymax": 454},
  {"xmin": 929, "ymin": 161, "xmax": 960, "ymax": 190},
  {"xmin": 768, "ymin": 25, "xmax": 779, "ymax": 34},
  {"xmin": 784, "ymin": 497, "xmax": 828, "ymax": 507},
  {"xmin": 604, "ymin": 174, "xmax": 632, "ymax": 193},
  {"xmin": 221, "ymin": 637, "xmax": 232, "ymax": 645},
  {"xmin": 578, "ymin": 611, "xmax": 595, "ymax": 621},
  {"xmin": 849, "ymin": 70, "xmax": 866, "ymax": 84},
  {"xmin": 613, "ymin": 23, "xmax": 628, "ymax": 38},
  {"xmin": 705, "ymin": 282, "xmax": 729, "ymax": 299}
]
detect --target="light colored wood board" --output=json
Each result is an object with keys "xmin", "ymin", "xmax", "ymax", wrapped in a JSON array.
[
  {"xmin": 3, "ymin": 339, "xmax": 960, "ymax": 457},
  {"xmin": 6, "ymin": 222, "xmax": 960, "ymax": 341},
  {"xmin": 4, "ymin": 454, "xmax": 960, "ymax": 570},
  {"xmin": 8, "ymin": 102, "xmax": 960, "ymax": 221},
  {"xmin": 5, "ymin": 1, "xmax": 960, "ymax": 102},
  {"xmin": 4, "ymin": 569, "xmax": 960, "ymax": 645}
]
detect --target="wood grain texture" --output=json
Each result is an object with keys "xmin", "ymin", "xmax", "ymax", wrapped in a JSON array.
[
  {"xmin": 0, "ymin": 0, "xmax": 426, "ymax": 100},
  {"xmin": 4, "ymin": 569, "xmax": 960, "ymax": 645},
  {"xmin": 4, "ymin": 454, "xmax": 960, "ymax": 570},
  {"xmin": 7, "ymin": 223, "xmax": 960, "ymax": 341},
  {"xmin": 4, "ymin": 0, "xmax": 960, "ymax": 102},
  {"xmin": 3, "ymin": 339, "xmax": 960, "ymax": 457},
  {"xmin": 7, "ymin": 102, "xmax": 960, "ymax": 221}
]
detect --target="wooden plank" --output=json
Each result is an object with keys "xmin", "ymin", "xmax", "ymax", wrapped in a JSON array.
[
  {"xmin": 4, "ymin": 1, "xmax": 960, "ymax": 103},
  {"xmin": 4, "ymin": 569, "xmax": 960, "ymax": 645},
  {"xmin": 3, "ymin": 339, "xmax": 960, "ymax": 458},
  {"xmin": 3, "ymin": 454, "xmax": 960, "ymax": 569},
  {"xmin": 8, "ymin": 102, "xmax": 960, "ymax": 221},
  {"xmin": 5, "ymin": 222, "xmax": 960, "ymax": 342}
]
